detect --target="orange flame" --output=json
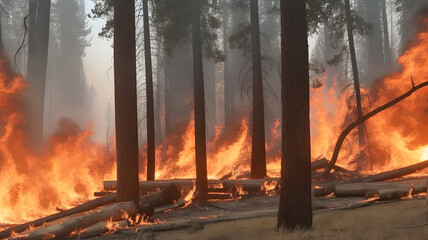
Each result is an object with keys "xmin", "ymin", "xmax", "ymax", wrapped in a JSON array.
[{"xmin": 0, "ymin": 59, "xmax": 115, "ymax": 223}]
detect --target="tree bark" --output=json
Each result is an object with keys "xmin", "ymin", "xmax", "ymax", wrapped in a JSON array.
[
  {"xmin": 192, "ymin": 0, "xmax": 208, "ymax": 201},
  {"xmin": 114, "ymin": 0, "xmax": 140, "ymax": 203},
  {"xmin": 26, "ymin": 0, "xmax": 51, "ymax": 151},
  {"xmin": 143, "ymin": 0, "xmax": 155, "ymax": 181},
  {"xmin": 250, "ymin": 0, "xmax": 267, "ymax": 179},
  {"xmin": 278, "ymin": 0, "xmax": 312, "ymax": 231},
  {"xmin": 322, "ymin": 80, "xmax": 428, "ymax": 176},
  {"xmin": 0, "ymin": 194, "xmax": 117, "ymax": 239},
  {"xmin": 345, "ymin": 0, "xmax": 365, "ymax": 153}
]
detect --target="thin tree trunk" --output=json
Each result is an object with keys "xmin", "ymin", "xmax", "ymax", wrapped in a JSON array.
[
  {"xmin": 155, "ymin": 42, "xmax": 164, "ymax": 144},
  {"xmin": 0, "ymin": 11, "xmax": 3, "ymax": 53},
  {"xmin": 345, "ymin": 0, "xmax": 365, "ymax": 153},
  {"xmin": 365, "ymin": 0, "xmax": 384, "ymax": 83},
  {"xmin": 250, "ymin": 0, "xmax": 266, "ymax": 179},
  {"xmin": 278, "ymin": 0, "xmax": 312, "ymax": 231},
  {"xmin": 143, "ymin": 0, "xmax": 155, "ymax": 181},
  {"xmin": 381, "ymin": 0, "xmax": 391, "ymax": 68},
  {"xmin": 114, "ymin": 0, "xmax": 140, "ymax": 203},
  {"xmin": 192, "ymin": 0, "xmax": 208, "ymax": 201},
  {"xmin": 26, "ymin": 0, "xmax": 51, "ymax": 150},
  {"xmin": 223, "ymin": 2, "xmax": 231, "ymax": 124}
]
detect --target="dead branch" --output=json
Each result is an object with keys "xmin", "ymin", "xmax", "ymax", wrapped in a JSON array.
[{"xmin": 322, "ymin": 80, "xmax": 428, "ymax": 177}]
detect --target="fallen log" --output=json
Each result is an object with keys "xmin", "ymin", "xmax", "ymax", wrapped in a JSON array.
[
  {"xmin": 70, "ymin": 219, "xmax": 129, "ymax": 239},
  {"xmin": 322, "ymin": 80, "xmax": 428, "ymax": 176},
  {"xmin": 103, "ymin": 179, "xmax": 280, "ymax": 193},
  {"xmin": 359, "ymin": 160, "xmax": 428, "ymax": 183},
  {"xmin": 311, "ymin": 158, "xmax": 329, "ymax": 171},
  {"xmin": 314, "ymin": 160, "xmax": 428, "ymax": 197},
  {"xmin": 11, "ymin": 183, "xmax": 180, "ymax": 240},
  {"xmin": 0, "ymin": 194, "xmax": 117, "ymax": 239}
]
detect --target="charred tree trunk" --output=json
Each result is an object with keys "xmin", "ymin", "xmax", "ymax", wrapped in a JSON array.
[
  {"xmin": 192, "ymin": 0, "xmax": 208, "ymax": 201},
  {"xmin": 345, "ymin": 0, "xmax": 365, "ymax": 155},
  {"xmin": 114, "ymin": 0, "xmax": 140, "ymax": 203},
  {"xmin": 278, "ymin": 0, "xmax": 312, "ymax": 231},
  {"xmin": 250, "ymin": 0, "xmax": 266, "ymax": 179},
  {"xmin": 26, "ymin": 0, "xmax": 51, "ymax": 150},
  {"xmin": 143, "ymin": 0, "xmax": 155, "ymax": 181},
  {"xmin": 381, "ymin": 0, "xmax": 391, "ymax": 68}
]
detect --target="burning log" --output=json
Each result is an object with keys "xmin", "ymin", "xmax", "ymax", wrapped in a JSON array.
[
  {"xmin": 0, "ymin": 194, "xmax": 117, "ymax": 239},
  {"xmin": 103, "ymin": 179, "xmax": 280, "ymax": 195},
  {"xmin": 357, "ymin": 160, "xmax": 428, "ymax": 182},
  {"xmin": 311, "ymin": 158, "xmax": 329, "ymax": 171},
  {"xmin": 322, "ymin": 80, "xmax": 428, "ymax": 177},
  {"xmin": 10, "ymin": 183, "xmax": 180, "ymax": 240},
  {"xmin": 76, "ymin": 220, "xmax": 129, "ymax": 239},
  {"xmin": 314, "ymin": 160, "xmax": 428, "ymax": 197}
]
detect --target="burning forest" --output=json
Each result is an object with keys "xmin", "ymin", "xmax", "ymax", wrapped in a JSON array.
[{"xmin": 0, "ymin": 0, "xmax": 428, "ymax": 239}]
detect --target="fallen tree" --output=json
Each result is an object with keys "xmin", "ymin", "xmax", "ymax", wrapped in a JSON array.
[
  {"xmin": 103, "ymin": 179, "xmax": 279, "ymax": 194},
  {"xmin": 10, "ymin": 183, "xmax": 180, "ymax": 240},
  {"xmin": 0, "ymin": 194, "xmax": 117, "ymax": 239},
  {"xmin": 314, "ymin": 160, "xmax": 428, "ymax": 197},
  {"xmin": 322, "ymin": 80, "xmax": 428, "ymax": 177}
]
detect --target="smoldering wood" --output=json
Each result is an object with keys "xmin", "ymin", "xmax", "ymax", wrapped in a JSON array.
[
  {"xmin": 0, "ymin": 194, "xmax": 117, "ymax": 239},
  {"xmin": 10, "ymin": 184, "xmax": 180, "ymax": 240}
]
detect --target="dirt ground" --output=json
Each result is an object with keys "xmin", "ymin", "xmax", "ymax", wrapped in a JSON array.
[{"xmin": 89, "ymin": 197, "xmax": 428, "ymax": 240}]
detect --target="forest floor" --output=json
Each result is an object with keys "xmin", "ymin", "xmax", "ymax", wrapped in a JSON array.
[{"xmin": 88, "ymin": 195, "xmax": 428, "ymax": 240}]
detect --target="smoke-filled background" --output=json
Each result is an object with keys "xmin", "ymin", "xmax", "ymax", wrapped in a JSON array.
[{"xmin": 0, "ymin": 0, "xmax": 428, "ymax": 223}]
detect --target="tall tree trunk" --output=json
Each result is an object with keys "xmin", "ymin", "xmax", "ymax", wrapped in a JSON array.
[
  {"xmin": 278, "ymin": 0, "xmax": 312, "ymax": 231},
  {"xmin": 0, "ymin": 11, "xmax": 3, "ymax": 53},
  {"xmin": 114, "ymin": 0, "xmax": 140, "ymax": 203},
  {"xmin": 192, "ymin": 0, "xmax": 208, "ymax": 201},
  {"xmin": 345, "ymin": 0, "xmax": 365, "ymax": 153},
  {"xmin": 250, "ymin": 0, "xmax": 266, "ymax": 179},
  {"xmin": 26, "ymin": 0, "xmax": 51, "ymax": 151},
  {"xmin": 143, "ymin": 0, "xmax": 155, "ymax": 181},
  {"xmin": 222, "ymin": 2, "xmax": 231, "ymax": 125},
  {"xmin": 381, "ymin": 0, "xmax": 391, "ymax": 68},
  {"xmin": 155, "ymin": 39, "xmax": 164, "ymax": 145},
  {"xmin": 365, "ymin": 0, "xmax": 384, "ymax": 84}
]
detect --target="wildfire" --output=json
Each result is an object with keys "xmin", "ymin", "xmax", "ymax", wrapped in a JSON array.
[
  {"xmin": 0, "ymin": 59, "xmax": 115, "ymax": 223},
  {"xmin": 1, "ymin": 14, "xmax": 427, "ymax": 228}
]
